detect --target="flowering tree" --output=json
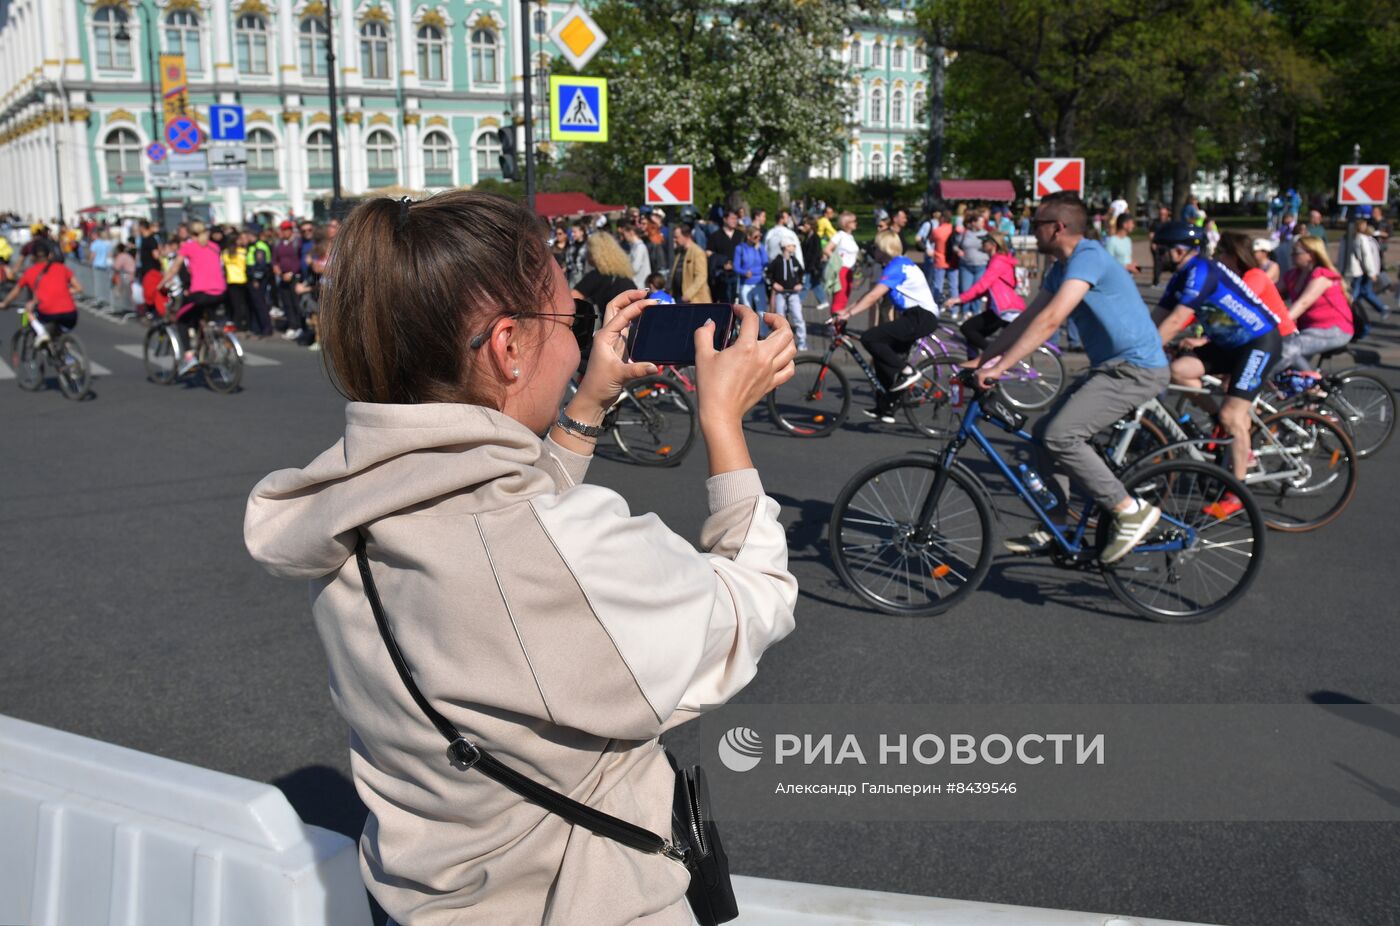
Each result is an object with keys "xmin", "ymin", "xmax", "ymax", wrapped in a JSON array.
[{"xmin": 558, "ymin": 0, "xmax": 867, "ymax": 203}]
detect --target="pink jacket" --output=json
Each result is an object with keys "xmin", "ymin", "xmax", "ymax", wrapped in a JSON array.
[
  {"xmin": 958, "ymin": 252, "xmax": 1025, "ymax": 319},
  {"xmin": 1284, "ymin": 266, "xmax": 1353, "ymax": 335}
]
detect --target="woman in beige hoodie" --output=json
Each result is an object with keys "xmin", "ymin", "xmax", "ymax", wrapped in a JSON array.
[{"xmin": 244, "ymin": 191, "xmax": 798, "ymax": 925}]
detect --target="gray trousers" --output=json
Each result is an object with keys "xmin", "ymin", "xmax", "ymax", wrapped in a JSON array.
[{"xmin": 1031, "ymin": 361, "xmax": 1172, "ymax": 511}]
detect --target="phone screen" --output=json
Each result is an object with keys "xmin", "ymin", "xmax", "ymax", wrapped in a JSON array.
[{"xmin": 626, "ymin": 304, "xmax": 735, "ymax": 365}]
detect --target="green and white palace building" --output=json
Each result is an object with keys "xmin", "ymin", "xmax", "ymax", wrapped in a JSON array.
[{"xmin": 0, "ymin": 0, "xmax": 927, "ymax": 224}]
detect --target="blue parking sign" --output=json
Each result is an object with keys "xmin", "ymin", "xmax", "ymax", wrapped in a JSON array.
[{"xmin": 210, "ymin": 105, "xmax": 246, "ymax": 142}]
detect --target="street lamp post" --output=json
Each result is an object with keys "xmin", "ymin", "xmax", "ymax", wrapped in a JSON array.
[
  {"xmin": 325, "ymin": 2, "xmax": 343, "ymax": 210},
  {"xmin": 117, "ymin": 7, "xmax": 166, "ymax": 233},
  {"xmin": 519, "ymin": 0, "xmax": 536, "ymax": 212}
]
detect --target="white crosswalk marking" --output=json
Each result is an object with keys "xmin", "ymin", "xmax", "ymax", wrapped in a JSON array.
[
  {"xmin": 89, "ymin": 360, "xmax": 112, "ymax": 376},
  {"xmin": 115, "ymin": 343, "xmax": 280, "ymax": 367},
  {"xmin": 0, "ymin": 359, "xmax": 14, "ymax": 381}
]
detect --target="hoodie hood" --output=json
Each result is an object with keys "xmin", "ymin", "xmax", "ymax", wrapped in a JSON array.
[{"xmin": 244, "ymin": 402, "xmax": 555, "ymax": 579}]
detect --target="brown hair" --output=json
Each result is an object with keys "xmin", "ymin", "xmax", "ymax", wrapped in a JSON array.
[
  {"xmin": 320, "ymin": 190, "xmax": 553, "ymax": 406},
  {"xmin": 1215, "ymin": 232, "xmax": 1257, "ymax": 273},
  {"xmin": 1038, "ymin": 191, "xmax": 1088, "ymax": 235}
]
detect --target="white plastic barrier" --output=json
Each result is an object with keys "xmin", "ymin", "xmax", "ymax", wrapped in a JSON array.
[
  {"xmin": 0, "ymin": 715, "xmax": 369, "ymax": 926},
  {"xmin": 731, "ymin": 875, "xmax": 1221, "ymax": 926}
]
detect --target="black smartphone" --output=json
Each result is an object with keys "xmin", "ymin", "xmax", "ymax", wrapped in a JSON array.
[{"xmin": 625, "ymin": 304, "xmax": 736, "ymax": 365}]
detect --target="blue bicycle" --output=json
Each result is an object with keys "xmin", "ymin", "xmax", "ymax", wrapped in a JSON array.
[{"xmin": 829, "ymin": 371, "xmax": 1266, "ymax": 622}]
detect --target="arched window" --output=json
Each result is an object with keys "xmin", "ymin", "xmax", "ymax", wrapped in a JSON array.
[
  {"xmin": 235, "ymin": 14, "xmax": 269, "ymax": 74},
  {"xmin": 871, "ymin": 40, "xmax": 883, "ymax": 68},
  {"xmin": 869, "ymin": 151, "xmax": 884, "ymax": 179},
  {"xmin": 246, "ymin": 127, "xmax": 277, "ymax": 172},
  {"xmin": 423, "ymin": 130, "xmax": 452, "ymax": 184},
  {"xmin": 471, "ymin": 29, "xmax": 498, "ymax": 83},
  {"xmin": 850, "ymin": 82, "xmax": 862, "ymax": 123},
  {"xmin": 306, "ymin": 128, "xmax": 333, "ymax": 171},
  {"xmin": 869, "ymin": 88, "xmax": 883, "ymax": 125},
  {"xmin": 913, "ymin": 90, "xmax": 926, "ymax": 121},
  {"xmin": 94, "ymin": 7, "xmax": 132, "ymax": 70},
  {"xmin": 914, "ymin": 46, "xmax": 927, "ymax": 71},
  {"xmin": 893, "ymin": 44, "xmax": 905, "ymax": 69},
  {"xmin": 891, "ymin": 152, "xmax": 906, "ymax": 180},
  {"xmin": 475, "ymin": 130, "xmax": 501, "ymax": 179},
  {"xmin": 103, "ymin": 128, "xmax": 142, "ymax": 177},
  {"xmin": 360, "ymin": 21, "xmax": 391, "ymax": 79},
  {"xmin": 891, "ymin": 89, "xmax": 905, "ymax": 126},
  {"xmin": 299, "ymin": 17, "xmax": 328, "ymax": 76},
  {"xmin": 165, "ymin": 10, "xmax": 202, "ymax": 72},
  {"xmin": 417, "ymin": 24, "xmax": 445, "ymax": 81},
  {"xmin": 366, "ymin": 129, "xmax": 397, "ymax": 171}
]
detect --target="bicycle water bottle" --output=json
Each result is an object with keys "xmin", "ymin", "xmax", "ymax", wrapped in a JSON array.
[{"xmin": 1018, "ymin": 464, "xmax": 1058, "ymax": 510}]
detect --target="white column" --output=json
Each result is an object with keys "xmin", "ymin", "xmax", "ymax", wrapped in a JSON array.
[
  {"xmin": 339, "ymin": 0, "xmax": 359, "ymax": 90},
  {"xmin": 69, "ymin": 112, "xmax": 94, "ymax": 210},
  {"xmin": 278, "ymin": 0, "xmax": 298, "ymax": 80},
  {"xmin": 403, "ymin": 118, "xmax": 420, "ymax": 188},
  {"xmin": 212, "ymin": 0, "xmax": 235, "ymax": 85},
  {"xmin": 285, "ymin": 114, "xmax": 307, "ymax": 215},
  {"xmin": 396, "ymin": 0, "xmax": 415, "ymax": 90},
  {"xmin": 345, "ymin": 115, "xmax": 363, "ymax": 191},
  {"xmin": 61, "ymin": 0, "xmax": 83, "ymax": 82}
]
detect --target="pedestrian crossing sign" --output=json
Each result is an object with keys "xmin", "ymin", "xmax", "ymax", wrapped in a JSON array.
[{"xmin": 550, "ymin": 75, "xmax": 608, "ymax": 143}]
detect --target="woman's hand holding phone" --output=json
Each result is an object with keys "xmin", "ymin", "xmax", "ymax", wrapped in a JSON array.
[
  {"xmin": 571, "ymin": 290, "xmax": 658, "ymax": 420},
  {"xmin": 693, "ymin": 305, "xmax": 798, "ymax": 476}
]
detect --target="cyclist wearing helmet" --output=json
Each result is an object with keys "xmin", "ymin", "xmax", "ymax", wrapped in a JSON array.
[
  {"xmin": 0, "ymin": 239, "xmax": 81, "ymax": 344},
  {"xmin": 1154, "ymin": 220, "xmax": 1284, "ymax": 510}
]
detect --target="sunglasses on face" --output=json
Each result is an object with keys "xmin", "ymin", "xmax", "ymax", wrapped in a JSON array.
[{"xmin": 469, "ymin": 299, "xmax": 599, "ymax": 356}]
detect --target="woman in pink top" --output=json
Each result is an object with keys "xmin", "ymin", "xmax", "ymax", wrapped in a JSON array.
[
  {"xmin": 159, "ymin": 221, "xmax": 229, "ymax": 373},
  {"xmin": 941, "ymin": 229, "xmax": 1026, "ymax": 358},
  {"xmin": 1278, "ymin": 234, "xmax": 1353, "ymax": 370}
]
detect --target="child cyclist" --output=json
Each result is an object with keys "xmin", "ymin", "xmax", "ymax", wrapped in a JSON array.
[{"xmin": 831, "ymin": 230, "xmax": 939, "ymax": 424}]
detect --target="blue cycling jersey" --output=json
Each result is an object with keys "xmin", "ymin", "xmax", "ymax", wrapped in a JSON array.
[{"xmin": 1160, "ymin": 255, "xmax": 1281, "ymax": 348}]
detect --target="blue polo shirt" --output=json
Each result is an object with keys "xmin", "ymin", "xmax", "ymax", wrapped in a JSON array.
[{"xmin": 1042, "ymin": 239, "xmax": 1167, "ymax": 369}]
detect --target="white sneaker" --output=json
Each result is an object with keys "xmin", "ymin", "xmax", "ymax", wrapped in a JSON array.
[
  {"xmin": 269, "ymin": 307, "xmax": 285, "ymax": 319},
  {"xmin": 177, "ymin": 351, "xmax": 199, "ymax": 375},
  {"xmin": 282, "ymin": 328, "xmax": 303, "ymax": 340},
  {"xmin": 817, "ymin": 302, "xmax": 830, "ymax": 312},
  {"xmin": 891, "ymin": 366, "xmax": 922, "ymax": 391},
  {"xmin": 860, "ymin": 408, "xmax": 896, "ymax": 425},
  {"xmin": 1003, "ymin": 528, "xmax": 1056, "ymax": 555}
]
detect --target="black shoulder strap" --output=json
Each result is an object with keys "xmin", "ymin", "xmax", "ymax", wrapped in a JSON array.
[{"xmin": 353, "ymin": 536, "xmax": 674, "ymax": 858}]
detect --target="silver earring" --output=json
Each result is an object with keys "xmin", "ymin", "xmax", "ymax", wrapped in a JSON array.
[{"xmin": 512, "ymin": 367, "xmax": 520, "ymax": 378}]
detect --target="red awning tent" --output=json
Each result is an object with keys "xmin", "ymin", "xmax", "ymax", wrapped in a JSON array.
[
  {"xmin": 76, "ymin": 205, "xmax": 108, "ymax": 215},
  {"xmin": 533, "ymin": 192, "xmax": 624, "ymax": 219},
  {"xmin": 936, "ymin": 180, "xmax": 1016, "ymax": 202}
]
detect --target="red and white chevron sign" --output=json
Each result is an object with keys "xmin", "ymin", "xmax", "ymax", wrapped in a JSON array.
[
  {"xmin": 1337, "ymin": 164, "xmax": 1390, "ymax": 206},
  {"xmin": 645, "ymin": 164, "xmax": 693, "ymax": 206},
  {"xmin": 1034, "ymin": 158, "xmax": 1084, "ymax": 198}
]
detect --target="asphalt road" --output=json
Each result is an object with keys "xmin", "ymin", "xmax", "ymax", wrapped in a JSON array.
[{"xmin": 2, "ymin": 296, "xmax": 1399, "ymax": 926}]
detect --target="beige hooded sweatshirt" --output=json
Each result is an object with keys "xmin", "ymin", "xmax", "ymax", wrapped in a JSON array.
[{"xmin": 244, "ymin": 402, "xmax": 797, "ymax": 925}]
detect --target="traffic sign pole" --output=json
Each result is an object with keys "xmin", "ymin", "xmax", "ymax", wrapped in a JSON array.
[{"xmin": 520, "ymin": 0, "xmax": 535, "ymax": 213}]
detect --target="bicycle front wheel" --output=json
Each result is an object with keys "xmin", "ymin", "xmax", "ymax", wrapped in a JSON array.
[
  {"xmin": 999, "ymin": 345, "xmax": 1065, "ymax": 411},
  {"xmin": 1249, "ymin": 408, "xmax": 1357, "ymax": 532},
  {"xmin": 1098, "ymin": 460, "xmax": 1265, "ymax": 622},
  {"xmin": 609, "ymin": 374, "xmax": 696, "ymax": 466},
  {"xmin": 12, "ymin": 328, "xmax": 43, "ymax": 391},
  {"xmin": 201, "ymin": 329, "xmax": 244, "ymax": 394},
  {"xmin": 1322, "ymin": 371, "xmax": 1394, "ymax": 458},
  {"xmin": 144, "ymin": 326, "xmax": 179, "ymax": 385},
  {"xmin": 767, "ymin": 354, "xmax": 850, "ymax": 436},
  {"xmin": 830, "ymin": 456, "xmax": 992, "ymax": 615},
  {"xmin": 52, "ymin": 333, "xmax": 91, "ymax": 400}
]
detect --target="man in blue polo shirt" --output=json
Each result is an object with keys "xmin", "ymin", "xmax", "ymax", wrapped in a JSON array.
[{"xmin": 965, "ymin": 192, "xmax": 1170, "ymax": 563}]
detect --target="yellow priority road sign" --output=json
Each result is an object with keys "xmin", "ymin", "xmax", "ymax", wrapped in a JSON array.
[
  {"xmin": 547, "ymin": 3, "xmax": 608, "ymax": 71},
  {"xmin": 550, "ymin": 75, "xmax": 608, "ymax": 143}
]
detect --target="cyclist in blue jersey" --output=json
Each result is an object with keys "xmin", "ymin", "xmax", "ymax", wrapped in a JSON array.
[
  {"xmin": 832, "ymin": 230, "xmax": 939, "ymax": 423},
  {"xmin": 1154, "ymin": 221, "xmax": 1283, "ymax": 511}
]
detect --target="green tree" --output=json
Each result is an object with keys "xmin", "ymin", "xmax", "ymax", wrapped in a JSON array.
[{"xmin": 554, "ymin": 0, "xmax": 867, "ymax": 204}]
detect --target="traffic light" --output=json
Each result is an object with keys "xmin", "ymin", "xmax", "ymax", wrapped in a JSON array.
[{"xmin": 497, "ymin": 126, "xmax": 517, "ymax": 181}]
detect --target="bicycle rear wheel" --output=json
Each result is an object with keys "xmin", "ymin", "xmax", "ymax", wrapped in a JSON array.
[
  {"xmin": 1322, "ymin": 371, "xmax": 1394, "ymax": 458},
  {"xmin": 12, "ymin": 328, "xmax": 43, "ymax": 391},
  {"xmin": 1250, "ymin": 408, "xmax": 1357, "ymax": 532},
  {"xmin": 144, "ymin": 326, "xmax": 179, "ymax": 385},
  {"xmin": 999, "ymin": 346, "xmax": 1065, "ymax": 411},
  {"xmin": 201, "ymin": 329, "xmax": 244, "ymax": 394},
  {"xmin": 609, "ymin": 374, "xmax": 696, "ymax": 466},
  {"xmin": 902, "ymin": 356, "xmax": 959, "ymax": 439},
  {"xmin": 1098, "ymin": 460, "xmax": 1264, "ymax": 622},
  {"xmin": 766, "ymin": 354, "xmax": 850, "ymax": 436},
  {"xmin": 830, "ymin": 456, "xmax": 992, "ymax": 615},
  {"xmin": 52, "ymin": 333, "xmax": 91, "ymax": 400}
]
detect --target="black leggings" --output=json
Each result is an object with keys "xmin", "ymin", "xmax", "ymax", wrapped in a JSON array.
[
  {"xmin": 959, "ymin": 310, "xmax": 1008, "ymax": 359},
  {"xmin": 860, "ymin": 309, "xmax": 941, "ymax": 413}
]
